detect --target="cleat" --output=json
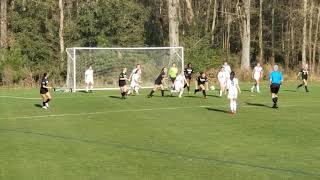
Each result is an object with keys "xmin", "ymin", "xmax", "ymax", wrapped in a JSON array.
[
  {"xmin": 42, "ymin": 106, "xmax": 48, "ymax": 109},
  {"xmin": 45, "ymin": 103, "xmax": 49, "ymax": 108}
]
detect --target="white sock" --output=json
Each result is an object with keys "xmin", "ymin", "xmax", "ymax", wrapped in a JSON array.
[
  {"xmin": 233, "ymin": 101, "xmax": 237, "ymax": 112},
  {"xmin": 251, "ymin": 86, "xmax": 255, "ymax": 92},
  {"xmin": 179, "ymin": 91, "xmax": 183, "ymax": 97},
  {"xmin": 220, "ymin": 90, "xmax": 222, "ymax": 96},
  {"xmin": 230, "ymin": 101, "xmax": 234, "ymax": 111},
  {"xmin": 90, "ymin": 86, "xmax": 93, "ymax": 90},
  {"xmin": 257, "ymin": 85, "xmax": 260, "ymax": 92},
  {"xmin": 86, "ymin": 86, "xmax": 89, "ymax": 92}
]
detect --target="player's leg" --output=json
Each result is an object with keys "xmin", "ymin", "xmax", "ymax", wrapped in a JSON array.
[
  {"xmin": 256, "ymin": 79, "xmax": 260, "ymax": 93},
  {"xmin": 186, "ymin": 78, "xmax": 191, "ymax": 93},
  {"xmin": 303, "ymin": 79, "xmax": 309, "ymax": 92},
  {"xmin": 40, "ymin": 94, "xmax": 47, "ymax": 109},
  {"xmin": 297, "ymin": 80, "xmax": 303, "ymax": 89},
  {"xmin": 148, "ymin": 85, "xmax": 158, "ymax": 97},
  {"xmin": 160, "ymin": 84, "xmax": 165, "ymax": 96},
  {"xmin": 233, "ymin": 99, "xmax": 237, "ymax": 113},
  {"xmin": 86, "ymin": 82, "xmax": 89, "ymax": 92},
  {"xmin": 89, "ymin": 82, "xmax": 93, "ymax": 92},
  {"xmin": 199, "ymin": 85, "xmax": 207, "ymax": 98},
  {"xmin": 219, "ymin": 82, "xmax": 224, "ymax": 97},
  {"xmin": 134, "ymin": 86, "xmax": 139, "ymax": 95},
  {"xmin": 44, "ymin": 92, "xmax": 52, "ymax": 108}
]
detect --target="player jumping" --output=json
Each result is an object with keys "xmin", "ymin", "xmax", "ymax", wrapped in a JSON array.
[
  {"xmin": 40, "ymin": 73, "xmax": 53, "ymax": 109},
  {"xmin": 119, "ymin": 68, "xmax": 128, "ymax": 99},
  {"xmin": 148, "ymin": 67, "xmax": 167, "ymax": 98},
  {"xmin": 297, "ymin": 64, "xmax": 309, "ymax": 92},
  {"xmin": 194, "ymin": 72, "xmax": 208, "ymax": 99},
  {"xmin": 85, "ymin": 66, "xmax": 94, "ymax": 92},
  {"xmin": 226, "ymin": 71, "xmax": 241, "ymax": 114},
  {"xmin": 251, "ymin": 63, "xmax": 263, "ymax": 93},
  {"xmin": 269, "ymin": 65, "xmax": 283, "ymax": 108}
]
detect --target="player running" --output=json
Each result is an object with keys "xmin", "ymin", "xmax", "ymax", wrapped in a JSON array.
[
  {"xmin": 269, "ymin": 65, "xmax": 283, "ymax": 108},
  {"xmin": 168, "ymin": 63, "xmax": 178, "ymax": 89},
  {"xmin": 194, "ymin": 72, "xmax": 208, "ymax": 99},
  {"xmin": 226, "ymin": 71, "xmax": 241, "ymax": 114},
  {"xmin": 171, "ymin": 71, "xmax": 189, "ymax": 98},
  {"xmin": 148, "ymin": 67, "xmax": 167, "ymax": 98},
  {"xmin": 223, "ymin": 61, "xmax": 232, "ymax": 78},
  {"xmin": 85, "ymin": 66, "xmax": 94, "ymax": 92},
  {"xmin": 297, "ymin": 64, "xmax": 309, "ymax": 92},
  {"xmin": 184, "ymin": 63, "xmax": 193, "ymax": 94},
  {"xmin": 129, "ymin": 64, "xmax": 142, "ymax": 80},
  {"xmin": 119, "ymin": 68, "xmax": 128, "ymax": 99},
  {"xmin": 40, "ymin": 73, "xmax": 53, "ymax": 109},
  {"xmin": 251, "ymin": 63, "xmax": 263, "ymax": 93},
  {"xmin": 128, "ymin": 70, "xmax": 141, "ymax": 95},
  {"xmin": 217, "ymin": 66, "xmax": 228, "ymax": 97}
]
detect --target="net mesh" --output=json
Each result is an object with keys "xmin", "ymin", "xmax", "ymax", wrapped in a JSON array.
[{"xmin": 66, "ymin": 47, "xmax": 184, "ymax": 91}]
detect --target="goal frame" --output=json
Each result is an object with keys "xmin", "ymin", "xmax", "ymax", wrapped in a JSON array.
[{"xmin": 66, "ymin": 47, "xmax": 184, "ymax": 92}]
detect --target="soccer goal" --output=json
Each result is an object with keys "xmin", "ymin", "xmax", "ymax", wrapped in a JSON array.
[{"xmin": 66, "ymin": 47, "xmax": 184, "ymax": 92}]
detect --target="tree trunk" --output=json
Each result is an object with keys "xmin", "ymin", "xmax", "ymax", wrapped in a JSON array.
[
  {"xmin": 308, "ymin": 0, "xmax": 314, "ymax": 66},
  {"xmin": 168, "ymin": 0, "xmax": 179, "ymax": 47},
  {"xmin": 240, "ymin": 0, "xmax": 251, "ymax": 70},
  {"xmin": 59, "ymin": 0, "xmax": 65, "ymax": 70},
  {"xmin": 211, "ymin": 0, "xmax": 217, "ymax": 44},
  {"xmin": 0, "ymin": 0, "xmax": 8, "ymax": 49},
  {"xmin": 270, "ymin": 0, "xmax": 275, "ymax": 65},
  {"xmin": 205, "ymin": 0, "xmax": 212, "ymax": 32},
  {"xmin": 258, "ymin": 0, "xmax": 263, "ymax": 64},
  {"xmin": 302, "ymin": 0, "xmax": 308, "ymax": 66},
  {"xmin": 312, "ymin": 7, "xmax": 320, "ymax": 73},
  {"xmin": 185, "ymin": 0, "xmax": 194, "ymax": 26}
]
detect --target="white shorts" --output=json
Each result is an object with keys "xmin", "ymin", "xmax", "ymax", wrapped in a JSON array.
[
  {"xmin": 130, "ymin": 82, "xmax": 139, "ymax": 88},
  {"xmin": 228, "ymin": 90, "xmax": 238, "ymax": 99},
  {"xmin": 219, "ymin": 79, "xmax": 226, "ymax": 86},
  {"xmin": 174, "ymin": 83, "xmax": 184, "ymax": 91},
  {"xmin": 85, "ymin": 79, "xmax": 94, "ymax": 84},
  {"xmin": 254, "ymin": 74, "xmax": 260, "ymax": 80}
]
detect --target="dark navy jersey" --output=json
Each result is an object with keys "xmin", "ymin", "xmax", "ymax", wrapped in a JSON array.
[
  {"xmin": 41, "ymin": 78, "xmax": 48, "ymax": 89},
  {"xmin": 184, "ymin": 68, "xmax": 193, "ymax": 77},
  {"xmin": 300, "ymin": 69, "xmax": 308, "ymax": 79},
  {"xmin": 119, "ymin": 72, "xmax": 127, "ymax": 82},
  {"xmin": 155, "ymin": 72, "xmax": 166, "ymax": 83},
  {"xmin": 197, "ymin": 76, "xmax": 208, "ymax": 85}
]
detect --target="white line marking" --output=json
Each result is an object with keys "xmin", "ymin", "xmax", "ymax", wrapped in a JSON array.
[
  {"xmin": 0, "ymin": 96, "xmax": 73, "ymax": 100},
  {"xmin": 0, "ymin": 104, "xmax": 298, "ymax": 120}
]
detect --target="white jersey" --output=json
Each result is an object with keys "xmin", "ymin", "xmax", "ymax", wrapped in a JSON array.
[
  {"xmin": 174, "ymin": 74, "xmax": 186, "ymax": 91},
  {"xmin": 85, "ymin": 69, "xmax": 94, "ymax": 83},
  {"xmin": 131, "ymin": 68, "xmax": 142, "ymax": 79},
  {"xmin": 227, "ymin": 78, "xmax": 239, "ymax": 99},
  {"xmin": 223, "ymin": 65, "xmax": 232, "ymax": 74},
  {"xmin": 217, "ymin": 71, "xmax": 228, "ymax": 83},
  {"xmin": 130, "ymin": 73, "xmax": 140, "ymax": 87},
  {"xmin": 253, "ymin": 66, "xmax": 263, "ymax": 80}
]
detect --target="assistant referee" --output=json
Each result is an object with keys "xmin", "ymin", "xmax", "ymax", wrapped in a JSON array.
[{"xmin": 269, "ymin": 65, "xmax": 283, "ymax": 108}]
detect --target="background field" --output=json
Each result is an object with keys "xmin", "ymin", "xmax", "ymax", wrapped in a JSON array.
[{"xmin": 0, "ymin": 82, "xmax": 320, "ymax": 180}]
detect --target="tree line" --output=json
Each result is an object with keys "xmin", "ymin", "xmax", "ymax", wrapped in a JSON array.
[{"xmin": 0, "ymin": 0, "xmax": 319, "ymax": 85}]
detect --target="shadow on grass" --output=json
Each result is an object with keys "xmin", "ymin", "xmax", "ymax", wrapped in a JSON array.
[
  {"xmin": 283, "ymin": 89, "xmax": 297, "ymax": 92},
  {"xmin": 206, "ymin": 108, "xmax": 229, "ymax": 114},
  {"xmin": 109, "ymin": 96, "xmax": 122, "ymax": 99},
  {"xmin": 207, "ymin": 94, "xmax": 221, "ymax": 98},
  {"xmin": 34, "ymin": 104, "xmax": 42, "ymax": 108},
  {"xmin": 245, "ymin": 102, "xmax": 271, "ymax": 108}
]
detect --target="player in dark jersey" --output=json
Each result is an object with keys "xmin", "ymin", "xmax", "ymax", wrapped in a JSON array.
[
  {"xmin": 40, "ymin": 73, "xmax": 52, "ymax": 109},
  {"xmin": 184, "ymin": 63, "xmax": 193, "ymax": 93},
  {"xmin": 194, "ymin": 72, "xmax": 208, "ymax": 99},
  {"xmin": 297, "ymin": 64, "xmax": 309, "ymax": 92},
  {"xmin": 148, "ymin": 67, "xmax": 167, "ymax": 98},
  {"xmin": 119, "ymin": 68, "xmax": 128, "ymax": 99}
]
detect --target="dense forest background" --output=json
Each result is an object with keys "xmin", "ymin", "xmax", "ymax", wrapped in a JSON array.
[{"xmin": 0, "ymin": 0, "xmax": 319, "ymax": 86}]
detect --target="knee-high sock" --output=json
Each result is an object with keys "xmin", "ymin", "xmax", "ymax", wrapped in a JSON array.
[
  {"xmin": 233, "ymin": 100, "xmax": 237, "ymax": 112},
  {"xmin": 219, "ymin": 90, "xmax": 222, "ymax": 96},
  {"xmin": 202, "ymin": 90, "xmax": 206, "ymax": 97},
  {"xmin": 149, "ymin": 90, "xmax": 155, "ymax": 96},
  {"xmin": 86, "ymin": 86, "xmax": 89, "ymax": 92},
  {"xmin": 45, "ymin": 99, "xmax": 51, "ymax": 103},
  {"xmin": 297, "ymin": 84, "xmax": 303, "ymax": 88},
  {"xmin": 187, "ymin": 86, "xmax": 190, "ymax": 92},
  {"xmin": 43, "ymin": 101, "xmax": 46, "ymax": 107},
  {"xmin": 161, "ymin": 90, "xmax": 164, "ymax": 96},
  {"xmin": 256, "ymin": 85, "xmax": 260, "ymax": 92},
  {"xmin": 179, "ymin": 91, "xmax": 183, "ymax": 97},
  {"xmin": 90, "ymin": 85, "xmax": 93, "ymax": 90},
  {"xmin": 305, "ymin": 86, "xmax": 309, "ymax": 92}
]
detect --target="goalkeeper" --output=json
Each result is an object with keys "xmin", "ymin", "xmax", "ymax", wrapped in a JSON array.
[{"xmin": 168, "ymin": 63, "xmax": 178, "ymax": 89}]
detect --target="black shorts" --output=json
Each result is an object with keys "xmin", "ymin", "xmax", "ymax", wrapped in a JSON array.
[
  {"xmin": 155, "ymin": 80, "xmax": 162, "ymax": 85},
  {"xmin": 270, "ymin": 83, "xmax": 280, "ymax": 94},
  {"xmin": 40, "ymin": 88, "xmax": 48, "ymax": 94},
  {"xmin": 185, "ymin": 76, "xmax": 192, "ymax": 80},
  {"xmin": 170, "ymin": 77, "xmax": 176, "ymax": 82},
  {"xmin": 119, "ymin": 81, "xmax": 126, "ymax": 87},
  {"xmin": 302, "ymin": 77, "xmax": 308, "ymax": 80}
]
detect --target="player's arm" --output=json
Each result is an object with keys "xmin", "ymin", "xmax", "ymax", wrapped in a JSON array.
[{"xmin": 260, "ymin": 70, "xmax": 264, "ymax": 78}]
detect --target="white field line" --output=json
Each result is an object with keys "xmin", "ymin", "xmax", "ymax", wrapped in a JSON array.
[
  {"xmin": 0, "ymin": 104, "xmax": 298, "ymax": 120},
  {"xmin": 0, "ymin": 95, "xmax": 73, "ymax": 100}
]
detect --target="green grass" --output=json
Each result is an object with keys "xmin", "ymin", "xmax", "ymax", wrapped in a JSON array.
[{"xmin": 0, "ymin": 82, "xmax": 320, "ymax": 180}]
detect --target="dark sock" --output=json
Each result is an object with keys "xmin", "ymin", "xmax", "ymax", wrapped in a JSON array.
[
  {"xmin": 297, "ymin": 84, "xmax": 303, "ymax": 88},
  {"xmin": 149, "ymin": 90, "xmax": 155, "ymax": 96},
  {"xmin": 305, "ymin": 86, "xmax": 309, "ymax": 92},
  {"xmin": 203, "ymin": 90, "xmax": 206, "ymax": 97},
  {"xmin": 121, "ymin": 92, "xmax": 125, "ymax": 97},
  {"xmin": 184, "ymin": 84, "xmax": 187, "ymax": 88},
  {"xmin": 274, "ymin": 97, "xmax": 278, "ymax": 103},
  {"xmin": 161, "ymin": 90, "xmax": 164, "ymax": 96},
  {"xmin": 45, "ymin": 99, "xmax": 51, "ymax": 103},
  {"xmin": 272, "ymin": 98, "xmax": 276, "ymax": 104},
  {"xmin": 194, "ymin": 89, "xmax": 199, "ymax": 94},
  {"xmin": 43, "ymin": 102, "xmax": 46, "ymax": 106},
  {"xmin": 187, "ymin": 86, "xmax": 190, "ymax": 92}
]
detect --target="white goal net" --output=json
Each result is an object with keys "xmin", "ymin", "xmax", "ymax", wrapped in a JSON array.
[{"xmin": 66, "ymin": 47, "xmax": 184, "ymax": 92}]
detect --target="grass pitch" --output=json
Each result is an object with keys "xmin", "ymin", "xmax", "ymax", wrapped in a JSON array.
[{"xmin": 0, "ymin": 82, "xmax": 320, "ymax": 180}]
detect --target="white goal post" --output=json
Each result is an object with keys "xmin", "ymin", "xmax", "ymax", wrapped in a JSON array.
[{"xmin": 66, "ymin": 47, "xmax": 184, "ymax": 92}]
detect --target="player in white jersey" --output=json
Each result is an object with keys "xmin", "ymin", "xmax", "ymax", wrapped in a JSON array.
[
  {"xmin": 251, "ymin": 63, "xmax": 263, "ymax": 93},
  {"xmin": 85, "ymin": 66, "xmax": 94, "ymax": 92},
  {"xmin": 226, "ymin": 71, "xmax": 241, "ymax": 114},
  {"xmin": 128, "ymin": 71, "xmax": 141, "ymax": 95},
  {"xmin": 223, "ymin": 62, "xmax": 231, "ymax": 78},
  {"xmin": 171, "ymin": 71, "xmax": 189, "ymax": 98},
  {"xmin": 128, "ymin": 64, "xmax": 142, "ymax": 95},
  {"xmin": 217, "ymin": 66, "xmax": 228, "ymax": 97}
]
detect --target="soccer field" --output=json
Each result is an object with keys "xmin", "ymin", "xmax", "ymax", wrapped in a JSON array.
[{"xmin": 0, "ymin": 83, "xmax": 320, "ymax": 180}]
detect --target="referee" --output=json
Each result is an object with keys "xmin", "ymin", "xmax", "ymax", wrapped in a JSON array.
[{"xmin": 269, "ymin": 65, "xmax": 283, "ymax": 108}]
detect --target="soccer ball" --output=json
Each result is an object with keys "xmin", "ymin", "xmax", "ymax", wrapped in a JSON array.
[{"xmin": 210, "ymin": 85, "xmax": 215, "ymax": 91}]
